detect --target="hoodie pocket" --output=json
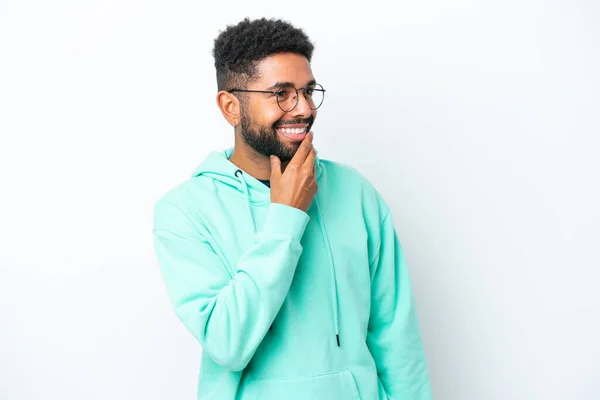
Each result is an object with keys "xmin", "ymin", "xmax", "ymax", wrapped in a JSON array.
[{"xmin": 243, "ymin": 369, "xmax": 360, "ymax": 400}]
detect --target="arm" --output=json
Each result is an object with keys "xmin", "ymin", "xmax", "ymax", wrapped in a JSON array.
[
  {"xmin": 366, "ymin": 209, "xmax": 433, "ymax": 399},
  {"xmin": 153, "ymin": 200, "xmax": 309, "ymax": 372}
]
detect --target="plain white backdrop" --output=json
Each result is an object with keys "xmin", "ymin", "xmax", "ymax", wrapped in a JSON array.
[{"xmin": 1, "ymin": 1, "xmax": 598, "ymax": 399}]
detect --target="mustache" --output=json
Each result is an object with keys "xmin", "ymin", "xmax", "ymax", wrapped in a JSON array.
[{"xmin": 273, "ymin": 116, "xmax": 314, "ymax": 128}]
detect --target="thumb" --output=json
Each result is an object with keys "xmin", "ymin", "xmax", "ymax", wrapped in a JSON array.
[{"xmin": 270, "ymin": 155, "xmax": 281, "ymax": 180}]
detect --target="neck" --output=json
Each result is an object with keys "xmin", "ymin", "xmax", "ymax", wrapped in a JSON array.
[{"xmin": 228, "ymin": 140, "xmax": 290, "ymax": 181}]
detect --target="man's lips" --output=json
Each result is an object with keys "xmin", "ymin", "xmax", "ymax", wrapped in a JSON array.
[
  {"xmin": 275, "ymin": 124, "xmax": 309, "ymax": 129},
  {"xmin": 276, "ymin": 125, "xmax": 309, "ymax": 141},
  {"xmin": 275, "ymin": 123, "xmax": 309, "ymax": 132}
]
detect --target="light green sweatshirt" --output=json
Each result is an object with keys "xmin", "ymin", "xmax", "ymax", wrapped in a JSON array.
[{"xmin": 152, "ymin": 147, "xmax": 432, "ymax": 399}]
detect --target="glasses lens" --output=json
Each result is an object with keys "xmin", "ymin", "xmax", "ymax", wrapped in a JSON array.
[
  {"xmin": 276, "ymin": 86, "xmax": 297, "ymax": 112},
  {"xmin": 276, "ymin": 84, "xmax": 325, "ymax": 112},
  {"xmin": 306, "ymin": 84, "xmax": 324, "ymax": 110}
]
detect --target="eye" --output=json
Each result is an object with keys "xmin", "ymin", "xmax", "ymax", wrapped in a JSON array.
[
  {"xmin": 274, "ymin": 89, "xmax": 288, "ymax": 98},
  {"xmin": 305, "ymin": 87, "xmax": 315, "ymax": 96}
]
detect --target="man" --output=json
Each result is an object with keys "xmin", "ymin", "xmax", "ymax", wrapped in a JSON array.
[{"xmin": 153, "ymin": 17, "xmax": 432, "ymax": 400}]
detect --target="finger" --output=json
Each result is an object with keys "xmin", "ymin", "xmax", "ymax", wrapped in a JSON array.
[
  {"xmin": 270, "ymin": 155, "xmax": 282, "ymax": 180},
  {"xmin": 303, "ymin": 145, "xmax": 316, "ymax": 171},
  {"xmin": 289, "ymin": 131, "xmax": 313, "ymax": 167}
]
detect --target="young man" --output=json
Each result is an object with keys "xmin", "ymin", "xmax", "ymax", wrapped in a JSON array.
[{"xmin": 153, "ymin": 17, "xmax": 432, "ymax": 400}]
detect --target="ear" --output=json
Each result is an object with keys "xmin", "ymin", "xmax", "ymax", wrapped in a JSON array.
[{"xmin": 216, "ymin": 91, "xmax": 241, "ymax": 127}]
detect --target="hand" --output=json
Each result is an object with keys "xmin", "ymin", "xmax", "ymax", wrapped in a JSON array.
[{"xmin": 269, "ymin": 132, "xmax": 318, "ymax": 212}]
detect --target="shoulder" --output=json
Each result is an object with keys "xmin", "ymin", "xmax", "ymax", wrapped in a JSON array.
[
  {"xmin": 318, "ymin": 158, "xmax": 389, "ymax": 214},
  {"xmin": 152, "ymin": 178, "xmax": 203, "ymax": 232},
  {"xmin": 318, "ymin": 159, "xmax": 373, "ymax": 190}
]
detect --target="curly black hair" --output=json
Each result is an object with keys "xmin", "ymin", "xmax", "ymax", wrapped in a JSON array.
[{"xmin": 212, "ymin": 18, "xmax": 315, "ymax": 92}]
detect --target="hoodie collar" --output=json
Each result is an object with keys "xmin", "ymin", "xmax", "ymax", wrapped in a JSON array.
[{"xmin": 191, "ymin": 147, "xmax": 324, "ymax": 203}]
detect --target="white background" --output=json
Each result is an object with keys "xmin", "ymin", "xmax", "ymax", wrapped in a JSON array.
[{"xmin": 1, "ymin": 1, "xmax": 598, "ymax": 399}]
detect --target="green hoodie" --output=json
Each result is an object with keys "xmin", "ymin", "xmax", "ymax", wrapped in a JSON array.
[{"xmin": 152, "ymin": 147, "xmax": 432, "ymax": 400}]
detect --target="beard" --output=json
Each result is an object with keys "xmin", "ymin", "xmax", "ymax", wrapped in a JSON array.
[{"xmin": 240, "ymin": 109, "xmax": 314, "ymax": 162}]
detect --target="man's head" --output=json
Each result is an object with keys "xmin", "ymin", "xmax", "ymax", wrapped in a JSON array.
[{"xmin": 213, "ymin": 18, "xmax": 321, "ymax": 162}]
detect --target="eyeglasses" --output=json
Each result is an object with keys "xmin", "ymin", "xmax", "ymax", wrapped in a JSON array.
[{"xmin": 227, "ymin": 83, "xmax": 325, "ymax": 113}]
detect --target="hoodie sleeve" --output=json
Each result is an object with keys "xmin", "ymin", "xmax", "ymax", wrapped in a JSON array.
[
  {"xmin": 366, "ymin": 209, "xmax": 433, "ymax": 399},
  {"xmin": 153, "ymin": 200, "xmax": 309, "ymax": 372}
]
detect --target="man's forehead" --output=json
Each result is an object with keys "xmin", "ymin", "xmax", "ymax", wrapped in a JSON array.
[{"xmin": 254, "ymin": 53, "xmax": 314, "ymax": 87}]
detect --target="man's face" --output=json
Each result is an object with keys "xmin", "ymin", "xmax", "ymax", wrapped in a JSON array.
[{"xmin": 239, "ymin": 53, "xmax": 318, "ymax": 162}]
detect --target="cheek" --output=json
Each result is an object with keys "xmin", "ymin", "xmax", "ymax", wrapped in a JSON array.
[
  {"xmin": 248, "ymin": 102, "xmax": 283, "ymax": 128},
  {"xmin": 261, "ymin": 112, "xmax": 286, "ymax": 129}
]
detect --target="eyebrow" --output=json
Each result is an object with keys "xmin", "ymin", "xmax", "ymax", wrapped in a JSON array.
[{"xmin": 266, "ymin": 79, "xmax": 317, "ymax": 91}]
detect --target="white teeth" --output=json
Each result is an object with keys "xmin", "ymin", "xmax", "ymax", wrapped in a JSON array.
[{"xmin": 279, "ymin": 127, "xmax": 306, "ymax": 134}]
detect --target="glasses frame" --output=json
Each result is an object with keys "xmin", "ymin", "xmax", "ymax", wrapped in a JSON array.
[{"xmin": 227, "ymin": 83, "xmax": 325, "ymax": 112}]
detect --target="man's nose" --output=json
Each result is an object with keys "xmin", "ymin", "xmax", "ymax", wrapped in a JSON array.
[{"xmin": 291, "ymin": 90, "xmax": 312, "ymax": 118}]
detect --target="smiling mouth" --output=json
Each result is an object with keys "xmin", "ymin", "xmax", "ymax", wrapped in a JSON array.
[
  {"xmin": 275, "ymin": 126, "xmax": 309, "ymax": 135},
  {"xmin": 275, "ymin": 125, "xmax": 309, "ymax": 142}
]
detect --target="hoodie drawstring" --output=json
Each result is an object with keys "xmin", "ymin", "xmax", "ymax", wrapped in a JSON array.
[
  {"xmin": 234, "ymin": 169, "xmax": 341, "ymax": 347},
  {"xmin": 314, "ymin": 195, "xmax": 341, "ymax": 347},
  {"xmin": 234, "ymin": 170, "xmax": 257, "ymax": 236}
]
